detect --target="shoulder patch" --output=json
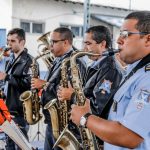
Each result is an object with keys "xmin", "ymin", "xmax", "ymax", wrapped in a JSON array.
[
  {"xmin": 145, "ymin": 63, "xmax": 150, "ymax": 72},
  {"xmin": 99, "ymin": 79, "xmax": 112, "ymax": 94},
  {"xmin": 135, "ymin": 89, "xmax": 150, "ymax": 104},
  {"xmin": 134, "ymin": 89, "xmax": 150, "ymax": 110}
]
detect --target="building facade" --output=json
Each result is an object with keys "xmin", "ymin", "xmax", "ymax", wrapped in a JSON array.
[{"xmin": 0, "ymin": 0, "xmax": 132, "ymax": 70}]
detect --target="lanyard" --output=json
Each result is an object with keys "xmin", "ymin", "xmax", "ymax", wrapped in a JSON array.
[
  {"xmin": 112, "ymin": 54, "xmax": 150, "ymax": 112},
  {"xmin": 6, "ymin": 51, "xmax": 24, "ymax": 74}
]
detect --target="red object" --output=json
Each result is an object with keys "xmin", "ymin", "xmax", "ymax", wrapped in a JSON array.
[
  {"xmin": 0, "ymin": 99, "xmax": 11, "ymax": 125},
  {"xmin": 38, "ymin": 89, "xmax": 43, "ymax": 97}
]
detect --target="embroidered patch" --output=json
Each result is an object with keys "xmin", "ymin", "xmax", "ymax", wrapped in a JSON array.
[
  {"xmin": 135, "ymin": 90, "xmax": 150, "ymax": 104},
  {"xmin": 99, "ymin": 79, "xmax": 112, "ymax": 94},
  {"xmin": 136, "ymin": 102, "xmax": 144, "ymax": 110}
]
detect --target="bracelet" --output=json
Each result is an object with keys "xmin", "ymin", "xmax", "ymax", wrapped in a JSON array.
[{"xmin": 84, "ymin": 112, "xmax": 92, "ymax": 127}]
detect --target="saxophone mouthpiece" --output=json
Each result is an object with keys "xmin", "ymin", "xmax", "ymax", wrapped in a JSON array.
[
  {"xmin": 1, "ymin": 46, "xmax": 11, "ymax": 52},
  {"xmin": 102, "ymin": 49, "xmax": 120, "ymax": 56}
]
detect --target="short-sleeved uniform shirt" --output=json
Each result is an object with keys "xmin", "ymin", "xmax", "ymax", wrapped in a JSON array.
[{"xmin": 104, "ymin": 60, "xmax": 150, "ymax": 150}]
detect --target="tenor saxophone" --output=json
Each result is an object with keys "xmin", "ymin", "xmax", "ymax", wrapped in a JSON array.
[
  {"xmin": 20, "ymin": 51, "xmax": 50, "ymax": 125},
  {"xmin": 44, "ymin": 57, "xmax": 80, "ymax": 150},
  {"xmin": 50, "ymin": 57, "xmax": 81, "ymax": 150},
  {"xmin": 70, "ymin": 51, "xmax": 100, "ymax": 150},
  {"xmin": 44, "ymin": 58, "xmax": 70, "ymax": 139}
]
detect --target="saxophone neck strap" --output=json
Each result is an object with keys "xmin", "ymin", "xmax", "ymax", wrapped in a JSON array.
[{"xmin": 6, "ymin": 50, "xmax": 24, "ymax": 73}]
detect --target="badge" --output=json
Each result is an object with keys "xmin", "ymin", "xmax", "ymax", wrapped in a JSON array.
[
  {"xmin": 99, "ymin": 79, "xmax": 112, "ymax": 94},
  {"xmin": 136, "ymin": 102, "xmax": 144, "ymax": 110},
  {"xmin": 135, "ymin": 90, "xmax": 150, "ymax": 110},
  {"xmin": 137, "ymin": 90, "xmax": 150, "ymax": 103}
]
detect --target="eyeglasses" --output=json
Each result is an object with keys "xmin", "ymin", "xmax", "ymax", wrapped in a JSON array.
[
  {"xmin": 119, "ymin": 30, "xmax": 149, "ymax": 39},
  {"xmin": 50, "ymin": 39, "xmax": 65, "ymax": 45}
]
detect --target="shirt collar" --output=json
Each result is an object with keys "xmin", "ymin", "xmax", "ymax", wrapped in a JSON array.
[
  {"xmin": 126, "ymin": 60, "xmax": 141, "ymax": 76},
  {"xmin": 91, "ymin": 56, "xmax": 106, "ymax": 68},
  {"xmin": 55, "ymin": 48, "xmax": 72, "ymax": 62}
]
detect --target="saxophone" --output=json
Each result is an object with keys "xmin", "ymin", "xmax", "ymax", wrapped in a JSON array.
[
  {"xmin": 0, "ymin": 46, "xmax": 11, "ymax": 61},
  {"xmin": 44, "ymin": 58, "xmax": 70, "ymax": 139},
  {"xmin": 70, "ymin": 51, "xmax": 100, "ymax": 150},
  {"xmin": 53, "ymin": 51, "xmax": 101, "ymax": 150},
  {"xmin": 44, "ymin": 57, "xmax": 80, "ymax": 150},
  {"xmin": 50, "ymin": 57, "xmax": 81, "ymax": 150},
  {"xmin": 20, "ymin": 51, "xmax": 50, "ymax": 125}
]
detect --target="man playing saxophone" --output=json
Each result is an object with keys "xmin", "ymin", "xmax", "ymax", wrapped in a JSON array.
[
  {"xmin": 70, "ymin": 11, "xmax": 150, "ymax": 150},
  {"xmin": 0, "ymin": 28, "xmax": 33, "ymax": 149},
  {"xmin": 57, "ymin": 25, "xmax": 123, "ymax": 149},
  {"xmin": 31, "ymin": 27, "xmax": 86, "ymax": 150}
]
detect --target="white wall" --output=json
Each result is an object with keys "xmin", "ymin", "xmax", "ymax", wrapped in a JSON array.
[
  {"xmin": 0, "ymin": 0, "xmax": 12, "ymax": 32},
  {"xmin": 11, "ymin": 0, "xmax": 130, "ymax": 70},
  {"xmin": 12, "ymin": 0, "xmax": 86, "ymax": 71}
]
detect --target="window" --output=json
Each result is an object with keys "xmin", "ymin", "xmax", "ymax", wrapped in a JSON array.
[
  {"xmin": 60, "ymin": 24, "xmax": 83, "ymax": 37},
  {"xmin": 21, "ymin": 22, "xmax": 30, "ymax": 33},
  {"xmin": 71, "ymin": 26, "xmax": 80, "ymax": 37},
  {"xmin": 0, "ymin": 29, "xmax": 6, "ymax": 47},
  {"xmin": 32, "ymin": 23, "xmax": 43, "ymax": 33},
  {"xmin": 20, "ymin": 20, "xmax": 45, "ymax": 34}
]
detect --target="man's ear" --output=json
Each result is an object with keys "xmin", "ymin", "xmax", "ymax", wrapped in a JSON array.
[
  {"xmin": 20, "ymin": 39, "xmax": 25, "ymax": 46},
  {"xmin": 100, "ymin": 40, "xmax": 106, "ymax": 48},
  {"xmin": 145, "ymin": 34, "xmax": 150, "ymax": 47},
  {"xmin": 63, "ymin": 39, "xmax": 69, "ymax": 47}
]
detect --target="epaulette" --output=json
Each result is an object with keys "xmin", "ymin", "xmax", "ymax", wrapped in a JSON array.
[{"xmin": 145, "ymin": 63, "xmax": 150, "ymax": 72}]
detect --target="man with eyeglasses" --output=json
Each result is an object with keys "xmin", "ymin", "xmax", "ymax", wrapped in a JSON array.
[
  {"xmin": 70, "ymin": 11, "xmax": 150, "ymax": 150},
  {"xmin": 57, "ymin": 25, "xmax": 122, "ymax": 148},
  {"xmin": 31, "ymin": 27, "xmax": 86, "ymax": 150}
]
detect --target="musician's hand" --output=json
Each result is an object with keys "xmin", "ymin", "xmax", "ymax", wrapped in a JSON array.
[
  {"xmin": 57, "ymin": 82, "xmax": 74, "ymax": 101},
  {"xmin": 0, "ymin": 99, "xmax": 11, "ymax": 125},
  {"xmin": 0, "ymin": 72, "xmax": 7, "ymax": 80},
  {"xmin": 70, "ymin": 99, "xmax": 91, "ymax": 126},
  {"xmin": 3, "ymin": 50, "xmax": 11, "ymax": 57},
  {"xmin": 31, "ymin": 78, "xmax": 46, "ymax": 89}
]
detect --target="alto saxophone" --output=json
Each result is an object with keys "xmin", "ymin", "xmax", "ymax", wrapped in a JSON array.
[
  {"xmin": 44, "ymin": 57, "xmax": 80, "ymax": 150},
  {"xmin": 44, "ymin": 58, "xmax": 70, "ymax": 139},
  {"xmin": 53, "ymin": 57, "xmax": 81, "ymax": 150},
  {"xmin": 20, "ymin": 51, "xmax": 50, "ymax": 125},
  {"xmin": 70, "ymin": 51, "xmax": 100, "ymax": 150}
]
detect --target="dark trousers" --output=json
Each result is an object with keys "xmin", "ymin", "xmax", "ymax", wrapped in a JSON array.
[
  {"xmin": 44, "ymin": 124, "xmax": 62, "ymax": 150},
  {"xmin": 5, "ymin": 117, "xmax": 29, "ymax": 150}
]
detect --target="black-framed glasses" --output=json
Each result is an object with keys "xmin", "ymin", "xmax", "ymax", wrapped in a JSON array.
[
  {"xmin": 50, "ymin": 39, "xmax": 65, "ymax": 45},
  {"xmin": 120, "ymin": 30, "xmax": 149, "ymax": 39}
]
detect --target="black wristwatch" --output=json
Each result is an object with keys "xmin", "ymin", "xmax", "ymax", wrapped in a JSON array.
[{"xmin": 80, "ymin": 112, "xmax": 92, "ymax": 127}]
